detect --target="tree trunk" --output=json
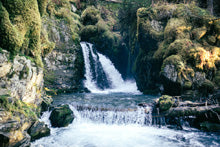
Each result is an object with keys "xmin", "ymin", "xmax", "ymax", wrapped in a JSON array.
[{"xmin": 160, "ymin": 105, "xmax": 220, "ymax": 117}]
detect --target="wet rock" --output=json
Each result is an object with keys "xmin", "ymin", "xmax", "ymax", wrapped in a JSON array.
[
  {"xmin": 200, "ymin": 121, "xmax": 220, "ymax": 132},
  {"xmin": 28, "ymin": 121, "xmax": 50, "ymax": 141},
  {"xmin": 40, "ymin": 96, "xmax": 53, "ymax": 114},
  {"xmin": 49, "ymin": 104, "xmax": 74, "ymax": 127}
]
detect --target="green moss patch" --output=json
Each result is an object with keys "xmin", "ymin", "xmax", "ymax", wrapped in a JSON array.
[
  {"xmin": 0, "ymin": 95, "xmax": 38, "ymax": 120},
  {"xmin": 158, "ymin": 95, "xmax": 175, "ymax": 111}
]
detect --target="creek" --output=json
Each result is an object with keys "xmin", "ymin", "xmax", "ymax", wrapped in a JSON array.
[{"xmin": 32, "ymin": 42, "xmax": 220, "ymax": 147}]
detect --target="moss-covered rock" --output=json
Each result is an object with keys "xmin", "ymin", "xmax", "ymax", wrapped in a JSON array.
[
  {"xmin": 28, "ymin": 121, "xmax": 50, "ymax": 141},
  {"xmin": 158, "ymin": 95, "xmax": 175, "ymax": 111},
  {"xmin": 49, "ymin": 104, "xmax": 74, "ymax": 127},
  {"xmin": 199, "ymin": 79, "xmax": 215, "ymax": 96},
  {"xmin": 133, "ymin": 3, "xmax": 220, "ymax": 96},
  {"xmin": 164, "ymin": 18, "xmax": 191, "ymax": 43},
  {"xmin": 81, "ymin": 6, "xmax": 100, "ymax": 25},
  {"xmin": 200, "ymin": 121, "xmax": 220, "ymax": 132},
  {"xmin": 0, "ymin": 0, "xmax": 43, "ymax": 67}
]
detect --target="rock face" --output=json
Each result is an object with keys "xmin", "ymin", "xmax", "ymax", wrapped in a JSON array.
[
  {"xmin": 0, "ymin": 0, "xmax": 83, "ymax": 146},
  {"xmin": 0, "ymin": 51, "xmax": 43, "ymax": 104},
  {"xmin": 42, "ymin": 2, "xmax": 85, "ymax": 93},
  {"xmin": 49, "ymin": 104, "xmax": 74, "ymax": 127},
  {"xmin": 28, "ymin": 121, "xmax": 50, "ymax": 141},
  {"xmin": 133, "ymin": 3, "xmax": 220, "ymax": 96},
  {"xmin": 0, "ymin": 106, "xmax": 32, "ymax": 147}
]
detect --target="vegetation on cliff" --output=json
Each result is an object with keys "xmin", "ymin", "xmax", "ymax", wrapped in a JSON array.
[{"xmin": 133, "ymin": 2, "xmax": 220, "ymax": 97}]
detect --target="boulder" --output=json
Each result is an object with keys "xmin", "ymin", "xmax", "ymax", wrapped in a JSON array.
[
  {"xmin": 200, "ymin": 121, "xmax": 220, "ymax": 132},
  {"xmin": 49, "ymin": 104, "xmax": 74, "ymax": 127},
  {"xmin": 28, "ymin": 121, "xmax": 50, "ymax": 141}
]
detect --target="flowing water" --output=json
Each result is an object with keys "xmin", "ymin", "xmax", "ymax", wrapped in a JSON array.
[
  {"xmin": 80, "ymin": 42, "xmax": 140, "ymax": 94},
  {"xmin": 32, "ymin": 42, "xmax": 220, "ymax": 147},
  {"xmin": 32, "ymin": 93, "xmax": 220, "ymax": 147}
]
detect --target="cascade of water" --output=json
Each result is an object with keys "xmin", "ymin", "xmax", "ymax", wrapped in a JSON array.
[
  {"xmin": 80, "ymin": 42, "xmax": 140, "ymax": 94},
  {"xmin": 72, "ymin": 105, "xmax": 152, "ymax": 125}
]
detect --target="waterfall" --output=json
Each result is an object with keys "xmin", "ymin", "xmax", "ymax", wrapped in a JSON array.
[{"xmin": 80, "ymin": 42, "xmax": 140, "ymax": 94}]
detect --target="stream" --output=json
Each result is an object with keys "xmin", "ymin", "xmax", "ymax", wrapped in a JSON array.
[
  {"xmin": 32, "ymin": 42, "xmax": 220, "ymax": 146},
  {"xmin": 32, "ymin": 93, "xmax": 220, "ymax": 147}
]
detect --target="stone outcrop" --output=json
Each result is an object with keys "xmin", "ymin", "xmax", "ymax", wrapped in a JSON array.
[
  {"xmin": 49, "ymin": 104, "xmax": 74, "ymax": 127},
  {"xmin": 0, "ymin": 50, "xmax": 45, "ymax": 146},
  {"xmin": 133, "ymin": 3, "xmax": 220, "ymax": 97},
  {"xmin": 42, "ymin": 1, "xmax": 85, "ymax": 93},
  {"xmin": 0, "ymin": 51, "xmax": 43, "ymax": 105},
  {"xmin": 28, "ymin": 121, "xmax": 50, "ymax": 141}
]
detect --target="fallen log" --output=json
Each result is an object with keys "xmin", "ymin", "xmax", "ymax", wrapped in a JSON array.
[
  {"xmin": 177, "ymin": 101, "xmax": 212, "ymax": 107},
  {"xmin": 161, "ymin": 105, "xmax": 220, "ymax": 117}
]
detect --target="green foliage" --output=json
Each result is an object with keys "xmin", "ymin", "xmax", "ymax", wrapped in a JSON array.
[
  {"xmin": 81, "ymin": 6, "xmax": 100, "ymax": 25},
  {"xmin": 118, "ymin": 0, "xmax": 151, "ymax": 39},
  {"xmin": 183, "ymin": 81, "xmax": 192, "ymax": 90},
  {"xmin": 162, "ymin": 55, "xmax": 184, "ymax": 72},
  {"xmin": 0, "ymin": 0, "xmax": 43, "ymax": 67},
  {"xmin": 37, "ymin": 0, "xmax": 48, "ymax": 16},
  {"xmin": 158, "ymin": 95, "xmax": 174, "ymax": 111},
  {"xmin": 0, "ymin": 95, "xmax": 38, "ymax": 120},
  {"xmin": 46, "ymin": 0, "xmax": 81, "ymax": 45},
  {"xmin": 41, "ymin": 28, "xmax": 55, "ymax": 57},
  {"xmin": 44, "ymin": 70, "xmax": 56, "ymax": 86},
  {"xmin": 199, "ymin": 79, "xmax": 215, "ymax": 96},
  {"xmin": 164, "ymin": 18, "xmax": 191, "ymax": 44},
  {"xmin": 80, "ymin": 7, "xmax": 118, "ymax": 55}
]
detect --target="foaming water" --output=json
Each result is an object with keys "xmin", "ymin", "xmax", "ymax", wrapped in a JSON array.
[
  {"xmin": 80, "ymin": 42, "xmax": 140, "ymax": 94},
  {"xmin": 32, "ymin": 104, "xmax": 220, "ymax": 147},
  {"xmin": 32, "ymin": 94, "xmax": 220, "ymax": 147}
]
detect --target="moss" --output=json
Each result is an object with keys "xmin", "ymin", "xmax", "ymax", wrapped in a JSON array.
[
  {"xmin": 162, "ymin": 55, "xmax": 184, "ymax": 72},
  {"xmin": 41, "ymin": 28, "xmax": 55, "ymax": 57},
  {"xmin": 199, "ymin": 79, "xmax": 215, "ymax": 95},
  {"xmin": 164, "ymin": 18, "xmax": 191, "ymax": 43},
  {"xmin": 44, "ymin": 70, "xmax": 56, "ymax": 87},
  {"xmin": 153, "ymin": 41, "xmax": 168, "ymax": 60},
  {"xmin": 158, "ymin": 95, "xmax": 174, "ymax": 111},
  {"xmin": 214, "ymin": 70, "xmax": 220, "ymax": 87},
  {"xmin": 183, "ymin": 81, "xmax": 192, "ymax": 90},
  {"xmin": 0, "ymin": 95, "xmax": 38, "ymax": 120},
  {"xmin": 0, "ymin": 0, "xmax": 43, "ymax": 67},
  {"xmin": 37, "ymin": 0, "xmax": 48, "ymax": 16},
  {"xmin": 81, "ymin": 6, "xmax": 100, "ymax": 25},
  {"xmin": 162, "ymin": 55, "xmax": 195, "ymax": 86},
  {"xmin": 192, "ymin": 26, "xmax": 207, "ymax": 40},
  {"xmin": 187, "ymin": 47, "xmax": 220, "ymax": 70},
  {"xmin": 164, "ymin": 39, "xmax": 193, "ymax": 59},
  {"xmin": 137, "ymin": 7, "xmax": 165, "ymax": 41},
  {"xmin": 80, "ymin": 25, "xmax": 98, "ymax": 41},
  {"xmin": 207, "ymin": 35, "xmax": 216, "ymax": 45}
]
